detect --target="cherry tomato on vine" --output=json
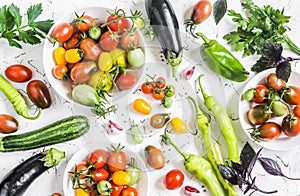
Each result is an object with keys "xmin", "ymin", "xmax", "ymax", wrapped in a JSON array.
[
  {"xmin": 252, "ymin": 85, "xmax": 268, "ymax": 103},
  {"xmin": 52, "ymin": 65, "xmax": 68, "ymax": 80},
  {"xmin": 106, "ymin": 14, "xmax": 128, "ymax": 32},
  {"xmin": 282, "ymin": 115, "xmax": 300, "ymax": 137},
  {"xmin": 152, "ymin": 88, "xmax": 165, "ymax": 100},
  {"xmin": 141, "ymin": 81, "xmax": 155, "ymax": 94},
  {"xmin": 251, "ymin": 122, "xmax": 282, "ymax": 141},
  {"xmin": 155, "ymin": 77, "xmax": 166, "ymax": 89},
  {"xmin": 88, "ymin": 148, "xmax": 107, "ymax": 169},
  {"xmin": 99, "ymin": 31, "xmax": 119, "ymax": 51},
  {"xmin": 163, "ymin": 169, "xmax": 185, "ymax": 190},
  {"xmin": 294, "ymin": 105, "xmax": 300, "ymax": 118},
  {"xmin": 73, "ymin": 161, "xmax": 89, "ymax": 179},
  {"xmin": 191, "ymin": 0, "xmax": 212, "ymax": 24},
  {"xmin": 107, "ymin": 144, "xmax": 127, "ymax": 172},
  {"xmin": 120, "ymin": 29, "xmax": 139, "ymax": 50},
  {"xmin": 247, "ymin": 105, "xmax": 271, "ymax": 125},
  {"xmin": 74, "ymin": 14, "xmax": 96, "ymax": 32},
  {"xmin": 120, "ymin": 187, "xmax": 138, "ymax": 196},
  {"xmin": 110, "ymin": 180, "xmax": 123, "ymax": 196},
  {"xmin": 283, "ymin": 86, "xmax": 300, "ymax": 105},
  {"xmin": 164, "ymin": 85, "xmax": 175, "ymax": 97},
  {"xmin": 265, "ymin": 73, "xmax": 286, "ymax": 91},
  {"xmin": 92, "ymin": 168, "xmax": 110, "ymax": 182},
  {"xmin": 51, "ymin": 23, "xmax": 74, "ymax": 42}
]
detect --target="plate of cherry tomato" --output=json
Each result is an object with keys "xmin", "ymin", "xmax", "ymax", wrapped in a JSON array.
[
  {"xmin": 239, "ymin": 68, "xmax": 300, "ymax": 151},
  {"xmin": 63, "ymin": 142, "xmax": 148, "ymax": 196},
  {"xmin": 43, "ymin": 6, "xmax": 146, "ymax": 107}
]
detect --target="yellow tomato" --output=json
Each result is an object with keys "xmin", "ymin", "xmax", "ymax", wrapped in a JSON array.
[
  {"xmin": 98, "ymin": 52, "xmax": 113, "ymax": 71},
  {"xmin": 112, "ymin": 170, "xmax": 131, "ymax": 186},
  {"xmin": 53, "ymin": 47, "xmax": 67, "ymax": 66},
  {"xmin": 75, "ymin": 185, "xmax": 90, "ymax": 196},
  {"xmin": 65, "ymin": 48, "xmax": 83, "ymax": 63},
  {"xmin": 110, "ymin": 48, "xmax": 127, "ymax": 68},
  {"xmin": 88, "ymin": 71, "xmax": 112, "ymax": 92},
  {"xmin": 133, "ymin": 99, "xmax": 152, "ymax": 115},
  {"xmin": 170, "ymin": 117, "xmax": 188, "ymax": 133}
]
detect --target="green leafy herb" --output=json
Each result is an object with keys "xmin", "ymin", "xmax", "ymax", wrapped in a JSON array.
[
  {"xmin": 0, "ymin": 3, "xmax": 54, "ymax": 49},
  {"xmin": 251, "ymin": 41, "xmax": 300, "ymax": 82},
  {"xmin": 213, "ymin": 0, "xmax": 227, "ymax": 25},
  {"xmin": 223, "ymin": 0, "xmax": 300, "ymax": 57}
]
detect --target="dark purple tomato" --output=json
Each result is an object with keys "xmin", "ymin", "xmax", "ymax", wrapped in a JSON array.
[
  {"xmin": 26, "ymin": 80, "xmax": 52, "ymax": 109},
  {"xmin": 0, "ymin": 114, "xmax": 18, "ymax": 134}
]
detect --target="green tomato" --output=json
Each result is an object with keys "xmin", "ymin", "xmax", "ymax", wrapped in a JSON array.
[
  {"xmin": 127, "ymin": 48, "xmax": 145, "ymax": 68},
  {"xmin": 125, "ymin": 159, "xmax": 141, "ymax": 186},
  {"xmin": 161, "ymin": 97, "xmax": 173, "ymax": 108},
  {"xmin": 89, "ymin": 26, "xmax": 101, "ymax": 40},
  {"xmin": 271, "ymin": 100, "xmax": 288, "ymax": 117},
  {"xmin": 164, "ymin": 85, "xmax": 175, "ymax": 97},
  {"xmin": 72, "ymin": 84, "xmax": 100, "ymax": 106},
  {"xmin": 243, "ymin": 88, "xmax": 255, "ymax": 101},
  {"xmin": 97, "ymin": 180, "xmax": 112, "ymax": 195}
]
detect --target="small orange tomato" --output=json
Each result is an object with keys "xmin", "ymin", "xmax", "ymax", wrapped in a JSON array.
[
  {"xmin": 152, "ymin": 87, "xmax": 165, "ymax": 100},
  {"xmin": 52, "ymin": 65, "xmax": 68, "ymax": 80},
  {"xmin": 111, "ymin": 170, "xmax": 131, "ymax": 185},
  {"xmin": 133, "ymin": 99, "xmax": 152, "ymax": 115}
]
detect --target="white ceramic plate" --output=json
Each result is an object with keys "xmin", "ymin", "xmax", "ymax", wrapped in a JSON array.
[
  {"xmin": 239, "ymin": 68, "xmax": 300, "ymax": 151},
  {"xmin": 63, "ymin": 143, "xmax": 149, "ymax": 196},
  {"xmin": 43, "ymin": 6, "xmax": 145, "ymax": 107}
]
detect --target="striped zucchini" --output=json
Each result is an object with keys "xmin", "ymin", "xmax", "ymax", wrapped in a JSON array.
[{"xmin": 0, "ymin": 115, "xmax": 89, "ymax": 152}]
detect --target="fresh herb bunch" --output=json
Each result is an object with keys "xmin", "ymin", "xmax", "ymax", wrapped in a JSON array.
[
  {"xmin": 0, "ymin": 3, "xmax": 54, "ymax": 48},
  {"xmin": 251, "ymin": 41, "xmax": 300, "ymax": 82},
  {"xmin": 218, "ymin": 142, "xmax": 300, "ymax": 195},
  {"xmin": 223, "ymin": 0, "xmax": 300, "ymax": 57}
]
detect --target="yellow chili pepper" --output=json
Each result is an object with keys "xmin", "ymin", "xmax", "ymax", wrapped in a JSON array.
[
  {"xmin": 170, "ymin": 117, "xmax": 188, "ymax": 133},
  {"xmin": 111, "ymin": 170, "xmax": 131, "ymax": 186},
  {"xmin": 53, "ymin": 47, "xmax": 67, "ymax": 66},
  {"xmin": 65, "ymin": 48, "xmax": 83, "ymax": 63}
]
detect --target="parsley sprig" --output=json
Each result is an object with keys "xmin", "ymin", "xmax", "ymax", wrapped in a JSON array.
[
  {"xmin": 0, "ymin": 3, "xmax": 54, "ymax": 48},
  {"xmin": 223, "ymin": 0, "xmax": 300, "ymax": 57}
]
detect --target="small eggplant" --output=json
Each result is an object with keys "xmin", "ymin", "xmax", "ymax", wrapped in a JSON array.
[{"xmin": 150, "ymin": 113, "xmax": 170, "ymax": 129}]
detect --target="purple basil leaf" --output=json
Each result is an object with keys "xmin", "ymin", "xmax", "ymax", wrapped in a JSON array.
[
  {"xmin": 240, "ymin": 142, "xmax": 256, "ymax": 169},
  {"xmin": 217, "ymin": 164, "xmax": 239, "ymax": 185},
  {"xmin": 259, "ymin": 157, "xmax": 284, "ymax": 176},
  {"xmin": 276, "ymin": 61, "xmax": 291, "ymax": 82},
  {"xmin": 232, "ymin": 161, "xmax": 245, "ymax": 178},
  {"xmin": 246, "ymin": 148, "xmax": 263, "ymax": 179}
]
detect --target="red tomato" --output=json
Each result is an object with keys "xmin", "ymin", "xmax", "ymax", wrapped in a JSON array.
[
  {"xmin": 88, "ymin": 148, "xmax": 108, "ymax": 169},
  {"xmin": 120, "ymin": 30, "xmax": 139, "ymax": 50},
  {"xmin": 110, "ymin": 180, "xmax": 123, "ymax": 196},
  {"xmin": 106, "ymin": 14, "xmax": 128, "ymax": 32},
  {"xmin": 80, "ymin": 38, "xmax": 102, "ymax": 61},
  {"xmin": 107, "ymin": 144, "xmax": 127, "ymax": 172},
  {"xmin": 294, "ymin": 105, "xmax": 300, "ymax": 118},
  {"xmin": 115, "ymin": 73, "xmax": 136, "ymax": 90},
  {"xmin": 52, "ymin": 65, "xmax": 68, "ymax": 80},
  {"xmin": 99, "ymin": 31, "xmax": 119, "ymax": 51},
  {"xmin": 5, "ymin": 64, "xmax": 32, "ymax": 83},
  {"xmin": 252, "ymin": 85, "xmax": 268, "ymax": 103},
  {"xmin": 141, "ymin": 82, "xmax": 155, "ymax": 94},
  {"xmin": 120, "ymin": 187, "xmax": 138, "ymax": 196},
  {"xmin": 51, "ymin": 23, "xmax": 74, "ymax": 42},
  {"xmin": 0, "ymin": 114, "xmax": 18, "ymax": 134},
  {"xmin": 70, "ymin": 61, "xmax": 97, "ymax": 83},
  {"xmin": 252, "ymin": 122, "xmax": 282, "ymax": 141},
  {"xmin": 265, "ymin": 73, "xmax": 286, "ymax": 91},
  {"xmin": 191, "ymin": 0, "xmax": 212, "ymax": 24},
  {"xmin": 92, "ymin": 168, "xmax": 110, "ymax": 182},
  {"xmin": 152, "ymin": 88, "xmax": 165, "ymax": 100},
  {"xmin": 283, "ymin": 86, "xmax": 300, "ymax": 105},
  {"xmin": 74, "ymin": 15, "xmax": 96, "ymax": 32},
  {"xmin": 26, "ymin": 80, "xmax": 52, "ymax": 109},
  {"xmin": 282, "ymin": 115, "xmax": 300, "ymax": 137},
  {"xmin": 163, "ymin": 169, "xmax": 184, "ymax": 190},
  {"xmin": 155, "ymin": 77, "xmax": 166, "ymax": 89},
  {"xmin": 73, "ymin": 161, "xmax": 89, "ymax": 179},
  {"xmin": 63, "ymin": 32, "xmax": 82, "ymax": 49}
]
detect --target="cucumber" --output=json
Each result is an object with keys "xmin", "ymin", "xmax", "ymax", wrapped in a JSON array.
[{"xmin": 0, "ymin": 115, "xmax": 89, "ymax": 152}]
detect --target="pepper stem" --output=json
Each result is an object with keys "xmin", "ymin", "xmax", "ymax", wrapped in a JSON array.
[
  {"xmin": 197, "ymin": 74, "xmax": 209, "ymax": 100},
  {"xmin": 196, "ymin": 32, "xmax": 212, "ymax": 45},
  {"xmin": 21, "ymin": 108, "xmax": 42, "ymax": 120},
  {"xmin": 161, "ymin": 129, "xmax": 189, "ymax": 160}
]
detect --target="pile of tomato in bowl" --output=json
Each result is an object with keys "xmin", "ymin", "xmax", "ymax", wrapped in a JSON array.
[{"xmin": 43, "ymin": 6, "xmax": 146, "ymax": 107}]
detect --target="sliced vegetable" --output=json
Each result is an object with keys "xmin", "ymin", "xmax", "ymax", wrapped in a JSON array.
[
  {"xmin": 0, "ymin": 148, "xmax": 65, "ymax": 196},
  {"xmin": 0, "ymin": 115, "xmax": 89, "ymax": 152}
]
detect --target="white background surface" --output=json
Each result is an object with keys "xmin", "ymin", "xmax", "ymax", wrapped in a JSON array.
[{"xmin": 1, "ymin": 0, "xmax": 300, "ymax": 195}]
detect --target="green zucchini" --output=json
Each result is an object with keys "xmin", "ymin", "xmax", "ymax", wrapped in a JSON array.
[{"xmin": 0, "ymin": 115, "xmax": 89, "ymax": 152}]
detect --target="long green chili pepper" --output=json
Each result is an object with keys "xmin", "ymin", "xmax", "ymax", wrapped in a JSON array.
[
  {"xmin": 162, "ymin": 131, "xmax": 226, "ymax": 196},
  {"xmin": 188, "ymin": 96, "xmax": 238, "ymax": 196},
  {"xmin": 196, "ymin": 32, "xmax": 249, "ymax": 82},
  {"xmin": 197, "ymin": 74, "xmax": 239, "ymax": 164},
  {"xmin": 0, "ymin": 75, "xmax": 41, "ymax": 120}
]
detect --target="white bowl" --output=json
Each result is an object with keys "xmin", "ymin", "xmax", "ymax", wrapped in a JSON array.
[
  {"xmin": 63, "ymin": 143, "xmax": 149, "ymax": 195},
  {"xmin": 43, "ymin": 6, "xmax": 145, "ymax": 107},
  {"xmin": 239, "ymin": 68, "xmax": 300, "ymax": 151}
]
